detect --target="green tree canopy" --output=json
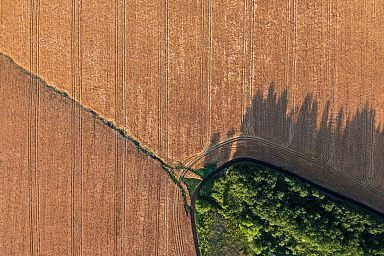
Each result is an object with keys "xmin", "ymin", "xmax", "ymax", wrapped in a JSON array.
[{"xmin": 195, "ymin": 162, "xmax": 384, "ymax": 256}]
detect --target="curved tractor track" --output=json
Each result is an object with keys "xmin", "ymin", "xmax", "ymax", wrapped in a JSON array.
[
  {"xmin": 182, "ymin": 136, "xmax": 384, "ymax": 210},
  {"xmin": 180, "ymin": 136, "xmax": 384, "ymax": 254},
  {"xmin": 182, "ymin": 137, "xmax": 384, "ymax": 255}
]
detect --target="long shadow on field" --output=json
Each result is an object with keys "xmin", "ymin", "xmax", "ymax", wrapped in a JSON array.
[
  {"xmin": 204, "ymin": 82, "xmax": 384, "ymax": 188},
  {"xmin": 192, "ymin": 82, "xmax": 384, "ymax": 255}
]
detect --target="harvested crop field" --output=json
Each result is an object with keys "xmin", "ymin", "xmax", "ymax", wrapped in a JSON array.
[
  {"xmin": 0, "ymin": 55, "xmax": 194, "ymax": 255},
  {"xmin": 2, "ymin": 0, "xmax": 384, "ymax": 255},
  {"xmin": 2, "ymin": 1, "xmax": 384, "ymax": 162}
]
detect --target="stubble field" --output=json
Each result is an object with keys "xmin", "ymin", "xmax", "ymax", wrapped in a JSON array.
[
  {"xmin": 2, "ymin": 0, "xmax": 384, "ymax": 255},
  {"xmin": 0, "ymin": 55, "xmax": 194, "ymax": 255}
]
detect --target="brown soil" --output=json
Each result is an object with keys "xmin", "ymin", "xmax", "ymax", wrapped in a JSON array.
[{"xmin": 0, "ymin": 55, "xmax": 194, "ymax": 255}]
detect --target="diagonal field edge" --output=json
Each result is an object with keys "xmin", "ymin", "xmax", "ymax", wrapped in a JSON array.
[{"xmin": 0, "ymin": 52, "xmax": 173, "ymax": 170}]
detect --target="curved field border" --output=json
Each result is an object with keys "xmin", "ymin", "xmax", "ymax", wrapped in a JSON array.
[{"xmin": 180, "ymin": 136, "xmax": 384, "ymax": 255}]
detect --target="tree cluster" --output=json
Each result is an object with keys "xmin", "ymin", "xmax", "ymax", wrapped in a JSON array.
[{"xmin": 196, "ymin": 162, "xmax": 384, "ymax": 256}]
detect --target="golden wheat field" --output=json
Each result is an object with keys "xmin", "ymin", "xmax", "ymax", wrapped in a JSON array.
[{"xmin": 1, "ymin": 0, "xmax": 384, "ymax": 255}]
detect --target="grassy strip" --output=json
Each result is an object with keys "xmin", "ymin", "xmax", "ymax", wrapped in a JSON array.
[
  {"xmin": 182, "ymin": 177, "xmax": 201, "ymax": 196},
  {"xmin": 2, "ymin": 52, "xmax": 170, "ymax": 168},
  {"xmin": 161, "ymin": 164, "xmax": 191, "ymax": 214},
  {"xmin": 3, "ymin": 52, "xmax": 198, "ymax": 216},
  {"xmin": 193, "ymin": 164, "xmax": 216, "ymax": 179}
]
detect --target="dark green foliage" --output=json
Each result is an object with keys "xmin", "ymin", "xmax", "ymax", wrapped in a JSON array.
[
  {"xmin": 182, "ymin": 177, "xmax": 201, "ymax": 195},
  {"xmin": 105, "ymin": 120, "xmax": 115, "ymax": 128},
  {"xmin": 194, "ymin": 164, "xmax": 217, "ymax": 179},
  {"xmin": 195, "ymin": 162, "xmax": 384, "ymax": 256}
]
